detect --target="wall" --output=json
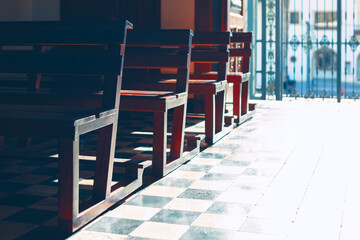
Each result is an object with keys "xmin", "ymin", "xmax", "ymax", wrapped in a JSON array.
[
  {"xmin": 32, "ymin": 0, "xmax": 60, "ymax": 21},
  {"xmin": 0, "ymin": 0, "xmax": 59, "ymax": 21},
  {"xmin": 161, "ymin": 0, "xmax": 195, "ymax": 30}
]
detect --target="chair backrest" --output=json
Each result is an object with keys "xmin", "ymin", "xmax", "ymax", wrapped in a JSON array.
[
  {"xmin": 191, "ymin": 31, "xmax": 231, "ymax": 81},
  {"xmin": 229, "ymin": 32, "xmax": 252, "ymax": 73},
  {"xmin": 0, "ymin": 20, "xmax": 132, "ymax": 110},
  {"xmin": 123, "ymin": 29, "xmax": 193, "ymax": 93}
]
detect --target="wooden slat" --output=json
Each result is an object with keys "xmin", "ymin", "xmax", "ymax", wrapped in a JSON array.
[
  {"xmin": 126, "ymin": 29, "xmax": 193, "ymax": 46},
  {"xmin": 124, "ymin": 54, "xmax": 188, "ymax": 69},
  {"xmin": 231, "ymin": 32, "xmax": 252, "ymax": 43},
  {"xmin": 229, "ymin": 48, "xmax": 251, "ymax": 57},
  {"xmin": 193, "ymin": 31, "xmax": 231, "ymax": 45},
  {"xmin": 0, "ymin": 54, "xmax": 123, "ymax": 75},
  {"xmin": 0, "ymin": 20, "xmax": 132, "ymax": 45},
  {"xmin": 191, "ymin": 50, "xmax": 229, "ymax": 63}
]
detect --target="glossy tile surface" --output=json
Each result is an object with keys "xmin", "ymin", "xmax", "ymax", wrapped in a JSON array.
[{"xmin": 2, "ymin": 100, "xmax": 360, "ymax": 239}]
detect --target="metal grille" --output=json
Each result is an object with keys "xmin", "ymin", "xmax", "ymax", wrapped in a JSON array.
[{"xmin": 251, "ymin": 0, "xmax": 360, "ymax": 101}]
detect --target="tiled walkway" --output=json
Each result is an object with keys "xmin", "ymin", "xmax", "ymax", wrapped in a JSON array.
[
  {"xmin": 1, "ymin": 100, "xmax": 360, "ymax": 239},
  {"xmin": 68, "ymin": 100, "xmax": 360, "ymax": 240}
]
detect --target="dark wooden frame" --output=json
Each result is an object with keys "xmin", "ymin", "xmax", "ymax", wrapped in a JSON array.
[
  {"xmin": 119, "ymin": 29, "xmax": 194, "ymax": 178},
  {"xmin": 160, "ymin": 31, "xmax": 232, "ymax": 145},
  {"xmin": 0, "ymin": 20, "xmax": 148, "ymax": 232},
  {"xmin": 190, "ymin": 32, "xmax": 253, "ymax": 124}
]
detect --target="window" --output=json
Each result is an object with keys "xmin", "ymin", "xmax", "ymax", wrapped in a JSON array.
[
  {"xmin": 315, "ymin": 11, "xmax": 337, "ymax": 29},
  {"xmin": 290, "ymin": 12, "xmax": 300, "ymax": 24},
  {"xmin": 314, "ymin": 48, "xmax": 337, "ymax": 71},
  {"xmin": 230, "ymin": 0, "xmax": 242, "ymax": 14}
]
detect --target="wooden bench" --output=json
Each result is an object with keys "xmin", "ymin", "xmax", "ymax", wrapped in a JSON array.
[
  {"xmin": 119, "ymin": 29, "xmax": 194, "ymax": 178},
  {"xmin": 0, "ymin": 20, "xmax": 149, "ymax": 232},
  {"xmin": 159, "ymin": 31, "xmax": 232, "ymax": 145},
  {"xmin": 190, "ymin": 32, "xmax": 253, "ymax": 124}
]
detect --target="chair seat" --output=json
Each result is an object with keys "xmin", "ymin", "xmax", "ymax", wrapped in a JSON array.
[
  {"xmin": 159, "ymin": 79, "xmax": 227, "ymax": 95},
  {"xmin": 120, "ymin": 90, "xmax": 187, "ymax": 111},
  {"xmin": 121, "ymin": 89, "xmax": 173, "ymax": 98},
  {"xmin": 190, "ymin": 71, "xmax": 250, "ymax": 83},
  {"xmin": 0, "ymin": 104, "xmax": 116, "ymax": 139}
]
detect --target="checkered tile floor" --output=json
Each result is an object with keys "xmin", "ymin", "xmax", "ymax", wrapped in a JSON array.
[
  {"xmin": 3, "ymin": 100, "xmax": 360, "ymax": 240},
  {"xmin": 0, "ymin": 110, "xmax": 234, "ymax": 240},
  {"xmin": 70, "ymin": 148, "xmax": 256, "ymax": 240}
]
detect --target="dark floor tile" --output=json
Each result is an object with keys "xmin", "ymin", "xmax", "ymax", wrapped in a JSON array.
[
  {"xmin": 179, "ymin": 226, "xmax": 237, "ymax": 240},
  {"xmin": 125, "ymin": 195, "xmax": 173, "ymax": 208},
  {"xmin": 79, "ymin": 164, "xmax": 96, "ymax": 171},
  {"xmin": 141, "ymin": 151, "xmax": 153, "ymax": 155},
  {"xmin": 0, "ymin": 182, "xmax": 30, "ymax": 193},
  {"xmin": 115, "ymin": 137, "xmax": 142, "ymax": 143},
  {"xmin": 0, "ymin": 194, "xmax": 45, "ymax": 207},
  {"xmin": 0, "ymin": 165, "xmax": 38, "ymax": 174},
  {"xmin": 115, "ymin": 152, "xmax": 137, "ymax": 159},
  {"xmin": 0, "ymin": 220, "xmax": 36, "ymax": 240},
  {"xmin": 0, "ymin": 172, "xmax": 18, "ymax": 181},
  {"xmin": 16, "ymin": 226, "xmax": 70, "ymax": 240},
  {"xmin": 128, "ymin": 143, "xmax": 153, "ymax": 148},
  {"xmin": 178, "ymin": 189, "xmax": 221, "ymax": 201},
  {"xmin": 21, "ymin": 160, "xmax": 51, "ymax": 167},
  {"xmin": 178, "ymin": 164, "xmax": 214, "ymax": 172},
  {"xmin": 150, "ymin": 209, "xmax": 201, "ymax": 225},
  {"xmin": 219, "ymin": 160, "xmax": 252, "ymax": 167},
  {"xmin": 206, "ymin": 202, "xmax": 252, "ymax": 216},
  {"xmin": 79, "ymin": 189, "xmax": 93, "ymax": 201},
  {"xmin": 30, "ymin": 167, "xmax": 58, "ymax": 176},
  {"xmin": 154, "ymin": 178, "xmax": 195, "ymax": 188},
  {"xmin": 5, "ymin": 208, "xmax": 56, "ymax": 225},
  {"xmin": 126, "ymin": 237, "xmax": 159, "ymax": 240},
  {"xmin": 212, "ymin": 143, "xmax": 241, "ymax": 149},
  {"xmin": 38, "ymin": 177, "xmax": 59, "ymax": 187},
  {"xmin": 86, "ymin": 217, "xmax": 143, "ymax": 235},
  {"xmin": 0, "ymin": 192, "xmax": 10, "ymax": 200},
  {"xmin": 201, "ymin": 173, "xmax": 239, "ymax": 181},
  {"xmin": 7, "ymin": 174, "xmax": 53, "ymax": 185},
  {"xmin": 198, "ymin": 153, "xmax": 230, "ymax": 159},
  {"xmin": 0, "ymin": 161, "xmax": 11, "ymax": 168}
]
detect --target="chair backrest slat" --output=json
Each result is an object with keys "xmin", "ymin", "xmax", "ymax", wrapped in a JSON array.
[
  {"xmin": 123, "ymin": 29, "xmax": 193, "ymax": 94},
  {"xmin": 192, "ymin": 32, "xmax": 231, "ymax": 45},
  {"xmin": 0, "ymin": 54, "xmax": 123, "ymax": 75},
  {"xmin": 0, "ymin": 20, "xmax": 131, "ymax": 110},
  {"xmin": 229, "ymin": 31, "xmax": 253, "ymax": 73},
  {"xmin": 0, "ymin": 20, "xmax": 132, "ymax": 45},
  {"xmin": 190, "ymin": 31, "xmax": 231, "ymax": 81}
]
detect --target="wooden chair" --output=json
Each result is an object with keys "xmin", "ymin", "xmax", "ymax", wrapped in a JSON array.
[
  {"xmin": 228, "ymin": 32, "xmax": 253, "ymax": 122},
  {"xmin": 190, "ymin": 32, "xmax": 253, "ymax": 124},
  {"xmin": 119, "ymin": 29, "xmax": 193, "ymax": 178},
  {"xmin": 0, "ymin": 20, "xmax": 148, "ymax": 232},
  {"xmin": 158, "ymin": 31, "xmax": 232, "ymax": 145}
]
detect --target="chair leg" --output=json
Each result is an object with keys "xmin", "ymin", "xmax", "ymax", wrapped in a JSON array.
[
  {"xmin": 241, "ymin": 81, "xmax": 249, "ymax": 116},
  {"xmin": 153, "ymin": 111, "xmax": 168, "ymax": 177},
  {"xmin": 58, "ymin": 139, "xmax": 80, "ymax": 232},
  {"xmin": 93, "ymin": 123, "xmax": 117, "ymax": 201},
  {"xmin": 205, "ymin": 94, "xmax": 215, "ymax": 145},
  {"xmin": 233, "ymin": 82, "xmax": 241, "ymax": 124},
  {"xmin": 170, "ymin": 105, "xmax": 186, "ymax": 160},
  {"xmin": 215, "ymin": 90, "xmax": 225, "ymax": 133}
]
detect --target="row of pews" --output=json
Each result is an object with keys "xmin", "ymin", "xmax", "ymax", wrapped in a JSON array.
[{"xmin": 0, "ymin": 20, "xmax": 253, "ymax": 232}]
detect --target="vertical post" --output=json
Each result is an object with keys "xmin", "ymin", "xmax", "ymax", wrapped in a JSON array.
[
  {"xmin": 275, "ymin": 0, "xmax": 282, "ymax": 100},
  {"xmin": 221, "ymin": 0, "xmax": 229, "ymax": 31},
  {"xmin": 306, "ymin": 22, "xmax": 311, "ymax": 90},
  {"xmin": 248, "ymin": 0, "xmax": 256, "ymax": 99},
  {"xmin": 337, "ymin": 0, "xmax": 342, "ymax": 102},
  {"xmin": 261, "ymin": 0, "xmax": 267, "ymax": 99}
]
